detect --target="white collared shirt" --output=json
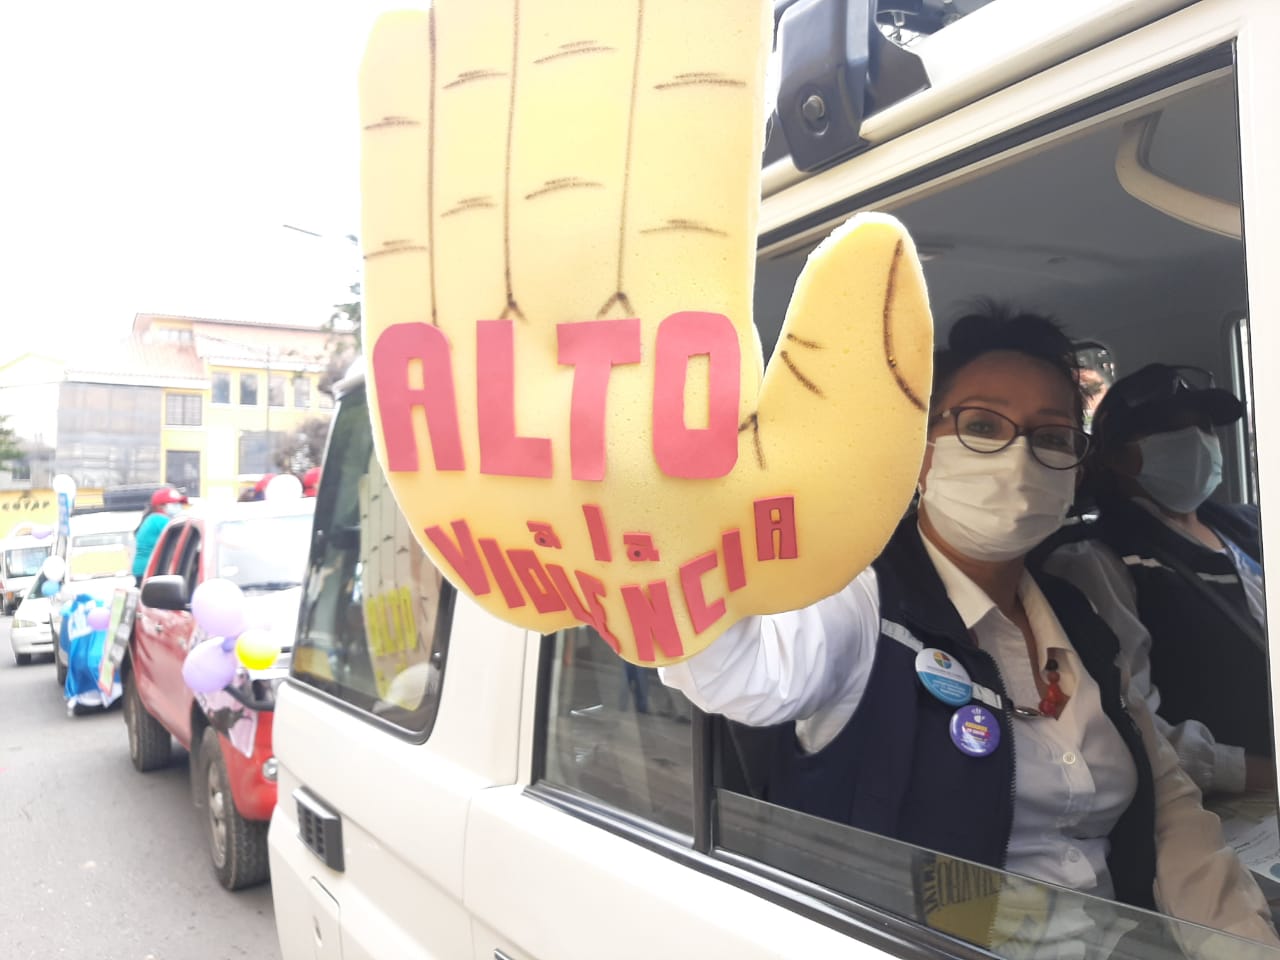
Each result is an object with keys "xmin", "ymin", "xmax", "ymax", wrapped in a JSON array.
[{"xmin": 660, "ymin": 527, "xmax": 1277, "ymax": 943}]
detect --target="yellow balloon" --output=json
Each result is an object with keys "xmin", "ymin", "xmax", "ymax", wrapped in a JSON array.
[{"xmin": 235, "ymin": 629, "xmax": 281, "ymax": 671}]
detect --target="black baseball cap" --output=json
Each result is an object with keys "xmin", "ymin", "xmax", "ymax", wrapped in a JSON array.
[{"xmin": 1091, "ymin": 363, "xmax": 1243, "ymax": 451}]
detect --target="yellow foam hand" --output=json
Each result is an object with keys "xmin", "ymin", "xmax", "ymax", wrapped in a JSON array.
[{"xmin": 361, "ymin": 0, "xmax": 933, "ymax": 666}]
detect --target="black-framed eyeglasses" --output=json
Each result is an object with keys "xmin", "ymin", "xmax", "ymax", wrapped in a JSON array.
[{"xmin": 930, "ymin": 407, "xmax": 1090, "ymax": 470}]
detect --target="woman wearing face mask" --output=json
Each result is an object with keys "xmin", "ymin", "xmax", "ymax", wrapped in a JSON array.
[
  {"xmin": 1048, "ymin": 365, "xmax": 1271, "ymax": 796},
  {"xmin": 661, "ymin": 308, "xmax": 1276, "ymax": 943},
  {"xmin": 132, "ymin": 487, "xmax": 188, "ymax": 586}
]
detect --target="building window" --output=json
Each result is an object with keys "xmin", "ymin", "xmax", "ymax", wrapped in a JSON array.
[
  {"xmin": 211, "ymin": 372, "xmax": 231, "ymax": 404},
  {"xmin": 269, "ymin": 375, "xmax": 286, "ymax": 408},
  {"xmin": 165, "ymin": 450, "xmax": 201, "ymax": 496},
  {"xmin": 318, "ymin": 390, "xmax": 333, "ymax": 410},
  {"xmin": 293, "ymin": 376, "xmax": 311, "ymax": 408},
  {"xmin": 240, "ymin": 373, "xmax": 259, "ymax": 406},
  {"xmin": 165, "ymin": 393, "xmax": 202, "ymax": 427}
]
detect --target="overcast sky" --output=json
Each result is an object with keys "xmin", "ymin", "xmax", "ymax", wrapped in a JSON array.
[{"xmin": 0, "ymin": 1, "xmax": 405, "ymax": 363}]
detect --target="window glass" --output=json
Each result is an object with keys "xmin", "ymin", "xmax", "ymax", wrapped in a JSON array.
[
  {"xmin": 6, "ymin": 547, "xmax": 50, "ymax": 577},
  {"xmin": 291, "ymin": 387, "xmax": 451, "ymax": 736},
  {"xmin": 176, "ymin": 529, "xmax": 201, "ymax": 601},
  {"xmin": 1231, "ymin": 316, "xmax": 1258, "ymax": 504},
  {"xmin": 542, "ymin": 627, "xmax": 695, "ymax": 835},
  {"xmin": 293, "ymin": 376, "xmax": 311, "ymax": 409},
  {"xmin": 165, "ymin": 393, "xmax": 202, "ymax": 426},
  {"xmin": 318, "ymin": 389, "xmax": 334, "ymax": 410},
  {"xmin": 215, "ymin": 512, "xmax": 311, "ymax": 588},
  {"xmin": 68, "ymin": 531, "xmax": 133, "ymax": 580},
  {"xmin": 211, "ymin": 372, "xmax": 231, "ymax": 404},
  {"xmin": 269, "ymin": 375, "xmax": 286, "ymax": 408},
  {"xmin": 151, "ymin": 523, "xmax": 183, "ymax": 576},
  {"xmin": 240, "ymin": 373, "xmax": 259, "ymax": 406}
]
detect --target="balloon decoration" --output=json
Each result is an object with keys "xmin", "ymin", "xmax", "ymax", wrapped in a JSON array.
[
  {"xmin": 191, "ymin": 579, "xmax": 246, "ymax": 639},
  {"xmin": 31, "ymin": 526, "xmax": 52, "ymax": 540},
  {"xmin": 263, "ymin": 473, "xmax": 303, "ymax": 501},
  {"xmin": 42, "ymin": 555, "xmax": 66, "ymax": 583},
  {"xmin": 51, "ymin": 474, "xmax": 77, "ymax": 500},
  {"xmin": 182, "ymin": 637, "xmax": 240, "ymax": 694},
  {"xmin": 235, "ymin": 628, "xmax": 283, "ymax": 671},
  {"xmin": 41, "ymin": 581, "xmax": 57, "ymax": 597},
  {"xmin": 86, "ymin": 603, "xmax": 110, "ymax": 631},
  {"xmin": 180, "ymin": 578, "xmax": 287, "ymax": 695}
]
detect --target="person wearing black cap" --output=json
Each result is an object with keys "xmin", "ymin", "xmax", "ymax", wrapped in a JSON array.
[{"xmin": 1047, "ymin": 363, "xmax": 1271, "ymax": 796}]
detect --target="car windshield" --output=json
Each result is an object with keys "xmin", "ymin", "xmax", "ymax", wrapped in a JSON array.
[
  {"xmin": 69, "ymin": 532, "xmax": 133, "ymax": 580},
  {"xmin": 6, "ymin": 546, "xmax": 51, "ymax": 576},
  {"xmin": 215, "ymin": 512, "xmax": 312, "ymax": 591}
]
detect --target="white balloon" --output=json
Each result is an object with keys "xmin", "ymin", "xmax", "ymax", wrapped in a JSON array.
[
  {"xmin": 263, "ymin": 474, "xmax": 303, "ymax": 501},
  {"xmin": 51, "ymin": 474, "xmax": 77, "ymax": 499},
  {"xmin": 42, "ymin": 555, "xmax": 66, "ymax": 582}
]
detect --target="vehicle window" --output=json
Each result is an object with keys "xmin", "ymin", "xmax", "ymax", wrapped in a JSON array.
[
  {"xmin": 215, "ymin": 513, "xmax": 311, "ymax": 589},
  {"xmin": 151, "ymin": 523, "xmax": 183, "ymax": 576},
  {"xmin": 1230, "ymin": 315, "xmax": 1258, "ymax": 504},
  {"xmin": 69, "ymin": 531, "xmax": 134, "ymax": 580},
  {"xmin": 541, "ymin": 627, "xmax": 695, "ymax": 835},
  {"xmin": 176, "ymin": 529, "xmax": 201, "ymax": 601},
  {"xmin": 6, "ymin": 546, "xmax": 51, "ymax": 577},
  {"xmin": 535, "ymin": 60, "xmax": 1277, "ymax": 956},
  {"xmin": 291, "ymin": 388, "xmax": 452, "ymax": 737}
]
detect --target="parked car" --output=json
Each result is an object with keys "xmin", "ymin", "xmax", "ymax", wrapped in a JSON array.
[
  {"xmin": 9, "ymin": 579, "xmax": 54, "ymax": 665},
  {"xmin": 49, "ymin": 511, "xmax": 141, "ymax": 687},
  {"xmin": 125, "ymin": 495, "xmax": 315, "ymax": 890},
  {"xmin": 0, "ymin": 534, "xmax": 53, "ymax": 615}
]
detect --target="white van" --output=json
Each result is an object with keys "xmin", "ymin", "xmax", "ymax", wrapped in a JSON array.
[
  {"xmin": 0, "ymin": 534, "xmax": 53, "ymax": 614},
  {"xmin": 269, "ymin": 2, "xmax": 1280, "ymax": 958}
]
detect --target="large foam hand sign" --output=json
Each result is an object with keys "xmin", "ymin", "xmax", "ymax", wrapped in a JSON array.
[{"xmin": 361, "ymin": 0, "xmax": 933, "ymax": 666}]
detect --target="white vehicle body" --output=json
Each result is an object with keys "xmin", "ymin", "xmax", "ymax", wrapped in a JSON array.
[
  {"xmin": 10, "ymin": 585, "xmax": 53, "ymax": 664},
  {"xmin": 270, "ymin": 2, "xmax": 1280, "ymax": 959}
]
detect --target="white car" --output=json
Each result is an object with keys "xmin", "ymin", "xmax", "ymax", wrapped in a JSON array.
[{"xmin": 10, "ymin": 581, "xmax": 53, "ymax": 665}]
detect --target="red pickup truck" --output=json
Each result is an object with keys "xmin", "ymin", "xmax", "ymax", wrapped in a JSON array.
[{"xmin": 124, "ymin": 496, "xmax": 315, "ymax": 890}]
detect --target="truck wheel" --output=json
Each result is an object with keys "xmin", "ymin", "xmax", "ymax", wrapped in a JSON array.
[
  {"xmin": 199, "ymin": 727, "xmax": 270, "ymax": 890},
  {"xmin": 124, "ymin": 671, "xmax": 171, "ymax": 772}
]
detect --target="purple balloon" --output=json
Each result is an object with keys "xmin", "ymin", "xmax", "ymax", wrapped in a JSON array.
[
  {"xmin": 182, "ymin": 638, "xmax": 238, "ymax": 694},
  {"xmin": 190, "ymin": 578, "xmax": 246, "ymax": 639},
  {"xmin": 87, "ymin": 605, "xmax": 111, "ymax": 631}
]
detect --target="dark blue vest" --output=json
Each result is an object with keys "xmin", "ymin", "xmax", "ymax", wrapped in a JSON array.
[{"xmin": 766, "ymin": 516, "xmax": 1157, "ymax": 909}]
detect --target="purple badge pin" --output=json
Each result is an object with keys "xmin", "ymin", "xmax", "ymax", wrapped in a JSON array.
[{"xmin": 950, "ymin": 704, "xmax": 1001, "ymax": 757}]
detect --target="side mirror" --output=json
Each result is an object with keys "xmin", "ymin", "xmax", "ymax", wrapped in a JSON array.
[{"xmin": 141, "ymin": 575, "xmax": 189, "ymax": 612}]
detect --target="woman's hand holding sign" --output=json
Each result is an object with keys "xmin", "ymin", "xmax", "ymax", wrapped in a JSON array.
[{"xmin": 360, "ymin": 0, "xmax": 934, "ymax": 665}]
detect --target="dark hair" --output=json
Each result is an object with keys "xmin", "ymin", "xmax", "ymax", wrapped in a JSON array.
[{"xmin": 931, "ymin": 300, "xmax": 1084, "ymax": 423}]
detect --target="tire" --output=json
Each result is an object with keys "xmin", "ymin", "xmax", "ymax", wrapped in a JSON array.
[
  {"xmin": 53, "ymin": 626, "xmax": 67, "ymax": 688},
  {"xmin": 198, "ymin": 727, "xmax": 270, "ymax": 890},
  {"xmin": 124, "ymin": 671, "xmax": 171, "ymax": 772},
  {"xmin": 15, "ymin": 652, "xmax": 32, "ymax": 666}
]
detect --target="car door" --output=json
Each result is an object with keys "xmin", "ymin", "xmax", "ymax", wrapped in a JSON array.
[{"xmin": 137, "ymin": 521, "xmax": 198, "ymax": 740}]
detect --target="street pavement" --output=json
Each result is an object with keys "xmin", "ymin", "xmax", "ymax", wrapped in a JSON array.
[{"xmin": 0, "ymin": 618, "xmax": 281, "ymax": 960}]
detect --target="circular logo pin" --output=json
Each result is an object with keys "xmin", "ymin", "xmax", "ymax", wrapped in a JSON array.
[
  {"xmin": 915, "ymin": 647, "xmax": 973, "ymax": 706},
  {"xmin": 950, "ymin": 704, "xmax": 1001, "ymax": 757}
]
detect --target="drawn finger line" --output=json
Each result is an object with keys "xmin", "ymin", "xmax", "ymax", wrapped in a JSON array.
[
  {"xmin": 785, "ymin": 332, "xmax": 822, "ymax": 350},
  {"xmin": 365, "ymin": 240, "xmax": 429, "ymax": 260},
  {"xmin": 604, "ymin": 0, "xmax": 645, "ymax": 322},
  {"xmin": 780, "ymin": 351, "xmax": 824, "ymax": 397},
  {"xmin": 882, "ymin": 239, "xmax": 926, "ymax": 412},
  {"xmin": 428, "ymin": 4, "xmax": 438, "ymax": 326},
  {"xmin": 596, "ymin": 291, "xmax": 635, "ymax": 320},
  {"xmin": 364, "ymin": 116, "xmax": 422, "ymax": 130},
  {"xmin": 501, "ymin": 0, "xmax": 525, "ymax": 322},
  {"xmin": 534, "ymin": 41, "xmax": 615, "ymax": 64},
  {"xmin": 655, "ymin": 72, "xmax": 746, "ymax": 91},
  {"xmin": 525, "ymin": 177, "xmax": 604, "ymax": 200},
  {"xmin": 739, "ymin": 412, "xmax": 765, "ymax": 470},
  {"xmin": 441, "ymin": 195, "xmax": 496, "ymax": 217},
  {"xmin": 443, "ymin": 69, "xmax": 507, "ymax": 90},
  {"xmin": 639, "ymin": 218, "xmax": 727, "ymax": 237}
]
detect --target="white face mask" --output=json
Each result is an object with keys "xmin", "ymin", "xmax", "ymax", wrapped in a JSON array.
[
  {"xmin": 163, "ymin": 503, "xmax": 182, "ymax": 517},
  {"xmin": 920, "ymin": 436, "xmax": 1076, "ymax": 561},
  {"xmin": 1135, "ymin": 425, "xmax": 1222, "ymax": 514}
]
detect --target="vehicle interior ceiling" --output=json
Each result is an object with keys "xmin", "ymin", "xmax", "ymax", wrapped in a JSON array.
[{"xmin": 754, "ymin": 69, "xmax": 1249, "ymax": 498}]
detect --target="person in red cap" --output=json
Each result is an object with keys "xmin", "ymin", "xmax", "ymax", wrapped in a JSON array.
[
  {"xmin": 133, "ymin": 487, "xmax": 188, "ymax": 585},
  {"xmin": 302, "ymin": 467, "xmax": 321, "ymax": 498}
]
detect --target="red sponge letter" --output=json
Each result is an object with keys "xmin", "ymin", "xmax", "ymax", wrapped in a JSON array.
[
  {"xmin": 558, "ymin": 318, "xmax": 642, "ymax": 481},
  {"xmin": 372, "ymin": 323, "xmax": 465, "ymax": 472}
]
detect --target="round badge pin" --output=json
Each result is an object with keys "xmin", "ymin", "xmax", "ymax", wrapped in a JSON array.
[
  {"xmin": 950, "ymin": 704, "xmax": 1001, "ymax": 757},
  {"xmin": 915, "ymin": 647, "xmax": 973, "ymax": 707}
]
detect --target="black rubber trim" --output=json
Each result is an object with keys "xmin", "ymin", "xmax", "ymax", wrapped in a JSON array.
[
  {"xmin": 525, "ymin": 783, "xmax": 998, "ymax": 960},
  {"xmin": 691, "ymin": 707, "xmax": 714, "ymax": 854},
  {"xmin": 529, "ymin": 633, "xmax": 556, "ymax": 783},
  {"xmin": 759, "ymin": 44, "xmax": 1235, "ymax": 250}
]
